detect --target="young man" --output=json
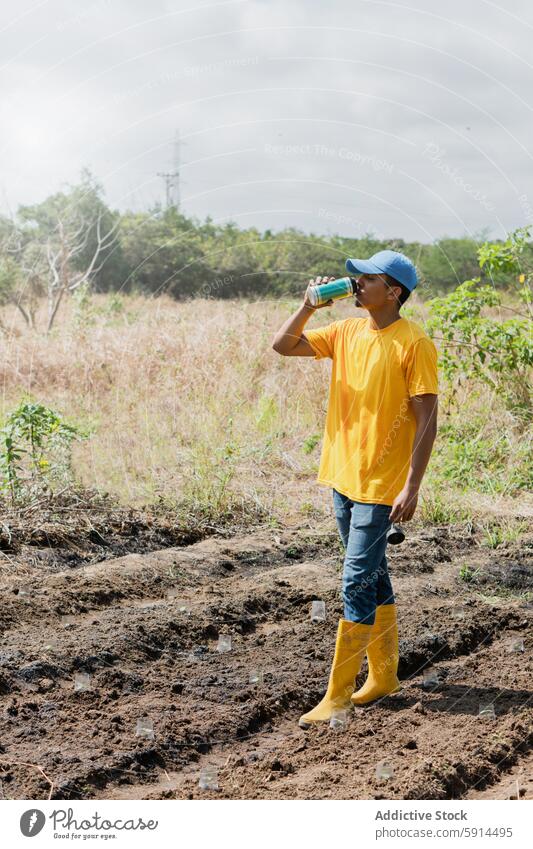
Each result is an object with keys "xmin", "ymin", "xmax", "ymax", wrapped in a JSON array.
[{"xmin": 271, "ymin": 250, "xmax": 438, "ymax": 727}]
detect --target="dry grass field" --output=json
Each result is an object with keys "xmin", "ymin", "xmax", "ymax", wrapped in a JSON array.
[{"xmin": 0, "ymin": 292, "xmax": 529, "ymax": 525}]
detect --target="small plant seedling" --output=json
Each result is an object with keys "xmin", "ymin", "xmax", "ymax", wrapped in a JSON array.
[
  {"xmin": 136, "ymin": 717, "xmax": 155, "ymax": 740},
  {"xmin": 302, "ymin": 433, "xmax": 321, "ymax": 454},
  {"xmin": 459, "ymin": 564, "xmax": 479, "ymax": 583},
  {"xmin": 311, "ymin": 600, "xmax": 326, "ymax": 623},
  {"xmin": 508, "ymin": 638, "xmax": 525, "ymax": 653}
]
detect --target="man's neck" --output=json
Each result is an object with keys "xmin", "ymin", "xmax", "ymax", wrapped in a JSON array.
[{"xmin": 366, "ymin": 306, "xmax": 402, "ymax": 330}]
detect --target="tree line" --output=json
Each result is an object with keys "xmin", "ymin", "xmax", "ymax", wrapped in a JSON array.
[{"xmin": 0, "ymin": 170, "xmax": 530, "ymax": 331}]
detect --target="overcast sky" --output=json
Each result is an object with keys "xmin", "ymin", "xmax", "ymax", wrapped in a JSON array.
[{"xmin": 1, "ymin": 0, "xmax": 532, "ymax": 241}]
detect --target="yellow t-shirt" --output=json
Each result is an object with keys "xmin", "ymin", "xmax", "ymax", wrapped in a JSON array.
[{"xmin": 303, "ymin": 316, "xmax": 438, "ymax": 506}]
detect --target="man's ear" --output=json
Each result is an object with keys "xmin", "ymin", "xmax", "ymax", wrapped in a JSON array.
[
  {"xmin": 387, "ymin": 284, "xmax": 402, "ymax": 303},
  {"xmin": 384, "ymin": 275, "xmax": 401, "ymax": 303}
]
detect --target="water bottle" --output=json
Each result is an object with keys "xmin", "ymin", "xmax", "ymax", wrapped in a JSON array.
[{"xmin": 307, "ymin": 276, "xmax": 356, "ymax": 307}]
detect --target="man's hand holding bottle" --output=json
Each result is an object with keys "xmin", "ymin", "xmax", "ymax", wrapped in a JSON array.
[{"xmin": 303, "ymin": 276, "xmax": 336, "ymax": 310}]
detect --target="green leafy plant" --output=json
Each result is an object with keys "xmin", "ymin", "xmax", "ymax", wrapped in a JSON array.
[
  {"xmin": 459, "ymin": 564, "xmax": 480, "ymax": 583},
  {"xmin": 483, "ymin": 525, "xmax": 504, "ymax": 549},
  {"xmin": 1, "ymin": 431, "xmax": 24, "ymax": 503},
  {"xmin": 0, "ymin": 401, "xmax": 87, "ymax": 503},
  {"xmin": 418, "ymin": 492, "xmax": 469, "ymax": 525},
  {"xmin": 302, "ymin": 433, "xmax": 321, "ymax": 454},
  {"xmin": 481, "ymin": 519, "xmax": 529, "ymax": 549},
  {"xmin": 431, "ymin": 414, "xmax": 533, "ymax": 496},
  {"xmin": 478, "ymin": 225, "xmax": 532, "ymax": 288},
  {"xmin": 181, "ymin": 435, "xmax": 242, "ymax": 519},
  {"xmin": 426, "ymin": 227, "xmax": 533, "ymax": 417}
]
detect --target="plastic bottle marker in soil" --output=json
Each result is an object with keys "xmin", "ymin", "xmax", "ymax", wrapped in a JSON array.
[
  {"xmin": 217, "ymin": 635, "xmax": 232, "ymax": 653},
  {"xmin": 249, "ymin": 670, "xmax": 264, "ymax": 685},
  {"xmin": 452, "ymin": 607, "xmax": 465, "ymax": 620},
  {"xmin": 136, "ymin": 717, "xmax": 155, "ymax": 740},
  {"xmin": 73, "ymin": 673, "xmax": 91, "ymax": 692},
  {"xmin": 61, "ymin": 615, "xmax": 78, "ymax": 627},
  {"xmin": 506, "ymin": 779, "xmax": 523, "ymax": 800},
  {"xmin": 478, "ymin": 703, "xmax": 496, "ymax": 719},
  {"xmin": 199, "ymin": 766, "xmax": 219, "ymax": 791},
  {"xmin": 375, "ymin": 760, "xmax": 394, "ymax": 780},
  {"xmin": 311, "ymin": 600, "xmax": 326, "ymax": 623},
  {"xmin": 329, "ymin": 709, "xmax": 348, "ymax": 731},
  {"xmin": 508, "ymin": 638, "xmax": 525, "ymax": 653},
  {"xmin": 168, "ymin": 590, "xmax": 190, "ymax": 613},
  {"xmin": 18, "ymin": 585, "xmax": 32, "ymax": 598},
  {"xmin": 189, "ymin": 646, "xmax": 208, "ymax": 662},
  {"xmin": 422, "ymin": 667, "xmax": 440, "ymax": 688}
]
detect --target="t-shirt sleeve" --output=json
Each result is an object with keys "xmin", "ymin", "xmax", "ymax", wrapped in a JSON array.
[
  {"xmin": 404, "ymin": 337, "xmax": 439, "ymax": 397},
  {"xmin": 303, "ymin": 320, "xmax": 343, "ymax": 360}
]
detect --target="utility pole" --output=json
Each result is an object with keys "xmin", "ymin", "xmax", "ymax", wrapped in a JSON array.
[{"xmin": 158, "ymin": 129, "xmax": 182, "ymax": 210}]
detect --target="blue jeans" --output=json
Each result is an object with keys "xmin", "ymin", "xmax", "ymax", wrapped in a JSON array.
[{"xmin": 332, "ymin": 488, "xmax": 395, "ymax": 626}]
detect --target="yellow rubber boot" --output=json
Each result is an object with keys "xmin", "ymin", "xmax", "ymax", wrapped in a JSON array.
[
  {"xmin": 299, "ymin": 618, "xmax": 373, "ymax": 727},
  {"xmin": 350, "ymin": 603, "xmax": 400, "ymax": 706}
]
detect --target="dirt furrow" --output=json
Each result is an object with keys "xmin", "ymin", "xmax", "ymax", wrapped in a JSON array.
[
  {"xmin": 164, "ymin": 632, "xmax": 533, "ymax": 801},
  {"xmin": 1, "ymin": 523, "xmax": 530, "ymax": 800},
  {"xmin": 1, "ymin": 592, "xmax": 529, "ymax": 799}
]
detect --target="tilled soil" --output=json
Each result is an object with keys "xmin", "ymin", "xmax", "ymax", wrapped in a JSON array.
[{"xmin": 0, "ymin": 521, "xmax": 531, "ymax": 800}]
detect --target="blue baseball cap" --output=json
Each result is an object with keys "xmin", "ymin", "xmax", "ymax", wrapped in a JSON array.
[{"xmin": 345, "ymin": 249, "xmax": 418, "ymax": 292}]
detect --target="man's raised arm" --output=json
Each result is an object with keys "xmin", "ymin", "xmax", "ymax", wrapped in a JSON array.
[{"xmin": 271, "ymin": 276, "xmax": 334, "ymax": 357}]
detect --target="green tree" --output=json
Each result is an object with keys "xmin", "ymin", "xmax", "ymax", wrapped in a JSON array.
[{"xmin": 119, "ymin": 207, "xmax": 207, "ymax": 298}]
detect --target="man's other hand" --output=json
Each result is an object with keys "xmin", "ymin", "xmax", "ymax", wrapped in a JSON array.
[{"xmin": 389, "ymin": 484, "xmax": 419, "ymax": 523}]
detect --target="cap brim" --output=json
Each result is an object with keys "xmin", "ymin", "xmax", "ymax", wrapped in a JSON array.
[{"xmin": 346, "ymin": 258, "xmax": 383, "ymax": 275}]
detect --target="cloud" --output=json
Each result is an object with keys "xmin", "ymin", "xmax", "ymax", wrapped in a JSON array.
[{"xmin": 0, "ymin": 0, "xmax": 532, "ymax": 240}]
